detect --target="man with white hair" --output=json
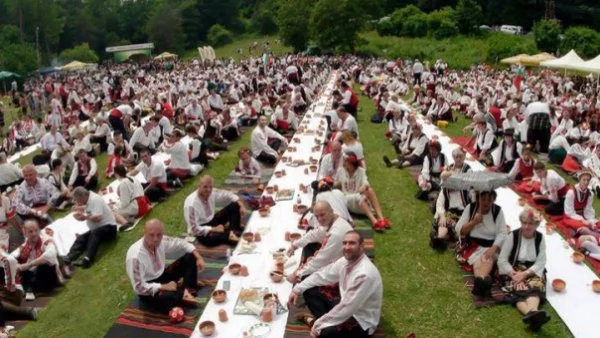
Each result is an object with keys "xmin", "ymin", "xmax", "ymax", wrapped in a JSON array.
[
  {"xmin": 251, "ymin": 115, "xmax": 288, "ymax": 165},
  {"xmin": 12, "ymin": 165, "xmax": 58, "ymax": 226}
]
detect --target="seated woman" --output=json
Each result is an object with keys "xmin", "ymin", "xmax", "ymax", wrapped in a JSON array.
[
  {"xmin": 563, "ymin": 170, "xmax": 599, "ymax": 231},
  {"xmin": 492, "ymin": 128, "xmax": 522, "ymax": 173},
  {"xmin": 340, "ymin": 130, "xmax": 364, "ymax": 167},
  {"xmin": 531, "ymin": 162, "xmax": 569, "ymax": 216},
  {"xmin": 416, "ymin": 140, "xmax": 446, "ymax": 200},
  {"xmin": 509, "ymin": 146, "xmax": 536, "ymax": 182},
  {"xmin": 336, "ymin": 153, "xmax": 390, "ymax": 231},
  {"xmin": 234, "ymin": 147, "xmax": 262, "ymax": 183},
  {"xmin": 498, "ymin": 208, "xmax": 550, "ymax": 332},
  {"xmin": 105, "ymin": 145, "xmax": 126, "ymax": 179},
  {"xmin": 387, "ymin": 109, "xmax": 406, "ymax": 150},
  {"xmin": 271, "ymin": 103, "xmax": 298, "ymax": 133},
  {"xmin": 47, "ymin": 159, "xmax": 70, "ymax": 211},
  {"xmin": 383, "ymin": 122, "xmax": 428, "ymax": 168},
  {"xmin": 456, "ymin": 190, "xmax": 507, "ymax": 297},
  {"xmin": 561, "ymin": 136, "xmax": 591, "ymax": 174},
  {"xmin": 430, "ymin": 148, "xmax": 472, "ymax": 250},
  {"xmin": 112, "ymin": 165, "xmax": 151, "ymax": 229},
  {"xmin": 473, "ymin": 114, "xmax": 498, "ymax": 166}
]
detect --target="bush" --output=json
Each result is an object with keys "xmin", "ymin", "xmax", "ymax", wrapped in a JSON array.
[
  {"xmin": 427, "ymin": 7, "xmax": 456, "ymax": 32},
  {"xmin": 486, "ymin": 33, "xmax": 537, "ymax": 63},
  {"xmin": 404, "ymin": 13, "xmax": 428, "ymax": 37},
  {"xmin": 388, "ymin": 5, "xmax": 424, "ymax": 36},
  {"xmin": 455, "ymin": 0, "xmax": 482, "ymax": 34},
  {"xmin": 561, "ymin": 26, "xmax": 600, "ymax": 58},
  {"xmin": 434, "ymin": 19, "xmax": 459, "ymax": 40},
  {"xmin": 533, "ymin": 19, "xmax": 561, "ymax": 53},
  {"xmin": 207, "ymin": 24, "xmax": 233, "ymax": 47},
  {"xmin": 376, "ymin": 18, "xmax": 395, "ymax": 36},
  {"xmin": 59, "ymin": 43, "xmax": 99, "ymax": 63},
  {"xmin": 251, "ymin": 9, "xmax": 278, "ymax": 35}
]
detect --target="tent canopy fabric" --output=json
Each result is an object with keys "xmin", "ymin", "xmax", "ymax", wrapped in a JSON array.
[
  {"xmin": 540, "ymin": 49, "xmax": 584, "ymax": 70},
  {"xmin": 61, "ymin": 61, "xmax": 96, "ymax": 71},
  {"xmin": 154, "ymin": 52, "xmax": 178, "ymax": 60},
  {"xmin": 501, "ymin": 53, "xmax": 556, "ymax": 67},
  {"xmin": 573, "ymin": 55, "xmax": 600, "ymax": 74},
  {"xmin": 0, "ymin": 71, "xmax": 20, "ymax": 80}
]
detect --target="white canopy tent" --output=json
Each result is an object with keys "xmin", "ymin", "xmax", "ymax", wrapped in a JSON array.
[
  {"xmin": 540, "ymin": 49, "xmax": 584, "ymax": 71},
  {"xmin": 574, "ymin": 54, "xmax": 600, "ymax": 74}
]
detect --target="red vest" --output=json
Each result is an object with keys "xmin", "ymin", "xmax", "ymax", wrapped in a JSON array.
[
  {"xmin": 519, "ymin": 159, "xmax": 534, "ymax": 179},
  {"xmin": 572, "ymin": 188, "xmax": 590, "ymax": 216}
]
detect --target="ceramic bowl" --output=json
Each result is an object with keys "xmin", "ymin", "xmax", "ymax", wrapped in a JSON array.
[
  {"xmin": 212, "ymin": 289, "xmax": 227, "ymax": 303},
  {"xmin": 199, "ymin": 321, "xmax": 215, "ymax": 336},
  {"xmin": 573, "ymin": 252, "xmax": 585, "ymax": 264},
  {"xmin": 552, "ymin": 279, "xmax": 566, "ymax": 292},
  {"xmin": 229, "ymin": 263, "xmax": 241, "ymax": 275},
  {"xmin": 270, "ymin": 271, "xmax": 284, "ymax": 283}
]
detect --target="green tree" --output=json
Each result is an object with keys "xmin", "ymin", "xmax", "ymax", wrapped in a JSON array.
[
  {"xmin": 251, "ymin": 8, "xmax": 278, "ymax": 35},
  {"xmin": 434, "ymin": 19, "xmax": 459, "ymax": 39},
  {"xmin": 455, "ymin": 0, "xmax": 482, "ymax": 34},
  {"xmin": 388, "ymin": 5, "xmax": 424, "ymax": 36},
  {"xmin": 146, "ymin": 1, "xmax": 186, "ymax": 53},
  {"xmin": 561, "ymin": 26, "xmax": 600, "ymax": 58},
  {"xmin": 486, "ymin": 33, "xmax": 538, "ymax": 63},
  {"xmin": 278, "ymin": 0, "xmax": 316, "ymax": 52},
  {"xmin": 532, "ymin": 19, "xmax": 561, "ymax": 53},
  {"xmin": 427, "ymin": 7, "xmax": 456, "ymax": 32},
  {"xmin": 59, "ymin": 43, "xmax": 99, "ymax": 63},
  {"xmin": 207, "ymin": 24, "xmax": 233, "ymax": 47},
  {"xmin": 403, "ymin": 13, "xmax": 428, "ymax": 37},
  {"xmin": 309, "ymin": 0, "xmax": 369, "ymax": 53},
  {"xmin": 0, "ymin": 42, "xmax": 37, "ymax": 74}
]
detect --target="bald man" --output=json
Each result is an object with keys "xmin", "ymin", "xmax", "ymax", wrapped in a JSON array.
[
  {"xmin": 126, "ymin": 219, "xmax": 205, "ymax": 313},
  {"xmin": 286, "ymin": 201, "xmax": 353, "ymax": 284},
  {"xmin": 11, "ymin": 220, "xmax": 60, "ymax": 300},
  {"xmin": 183, "ymin": 175, "xmax": 247, "ymax": 246},
  {"xmin": 12, "ymin": 165, "xmax": 59, "ymax": 226}
]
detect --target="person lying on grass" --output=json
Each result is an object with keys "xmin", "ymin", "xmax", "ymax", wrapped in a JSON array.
[
  {"xmin": 456, "ymin": 190, "xmax": 507, "ymax": 298},
  {"xmin": 498, "ymin": 208, "xmax": 550, "ymax": 332},
  {"xmin": 335, "ymin": 153, "xmax": 390, "ymax": 231},
  {"xmin": 126, "ymin": 219, "xmax": 205, "ymax": 314},
  {"xmin": 289, "ymin": 231, "xmax": 382, "ymax": 338}
]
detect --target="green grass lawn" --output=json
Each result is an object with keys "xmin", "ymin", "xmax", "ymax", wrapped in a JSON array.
[{"xmin": 182, "ymin": 35, "xmax": 291, "ymax": 62}]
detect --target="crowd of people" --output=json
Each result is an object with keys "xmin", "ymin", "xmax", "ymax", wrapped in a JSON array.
[
  {"xmin": 352, "ymin": 56, "xmax": 600, "ymax": 332},
  {"xmin": 0, "ymin": 54, "xmax": 390, "ymax": 338}
]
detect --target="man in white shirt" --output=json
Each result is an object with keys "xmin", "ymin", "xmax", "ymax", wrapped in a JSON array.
[
  {"xmin": 183, "ymin": 175, "xmax": 246, "ymax": 246},
  {"xmin": 289, "ymin": 231, "xmax": 382, "ymax": 338},
  {"xmin": 317, "ymin": 141, "xmax": 343, "ymax": 180},
  {"xmin": 251, "ymin": 115, "xmax": 288, "ymax": 165},
  {"xmin": 0, "ymin": 152, "xmax": 22, "ymax": 192},
  {"xmin": 161, "ymin": 130, "xmax": 193, "ymax": 179},
  {"xmin": 130, "ymin": 148, "xmax": 173, "ymax": 202},
  {"xmin": 129, "ymin": 119, "xmax": 158, "ymax": 156},
  {"xmin": 286, "ymin": 201, "xmax": 353, "ymax": 283},
  {"xmin": 112, "ymin": 165, "xmax": 151, "ymax": 228},
  {"xmin": 11, "ymin": 220, "xmax": 61, "ymax": 299},
  {"xmin": 41, "ymin": 125, "xmax": 70, "ymax": 158},
  {"xmin": 126, "ymin": 219, "xmax": 205, "ymax": 314},
  {"xmin": 68, "ymin": 150, "xmax": 98, "ymax": 191},
  {"xmin": 65, "ymin": 187, "xmax": 118, "ymax": 269},
  {"xmin": 335, "ymin": 107, "xmax": 359, "ymax": 139},
  {"xmin": 412, "ymin": 59, "xmax": 424, "ymax": 86}
]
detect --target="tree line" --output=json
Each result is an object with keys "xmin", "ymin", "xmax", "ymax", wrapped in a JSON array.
[{"xmin": 1, "ymin": 0, "xmax": 600, "ymax": 75}]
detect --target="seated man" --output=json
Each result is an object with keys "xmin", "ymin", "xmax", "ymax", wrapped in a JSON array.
[
  {"xmin": 251, "ymin": 115, "xmax": 288, "ymax": 166},
  {"xmin": 130, "ymin": 148, "xmax": 177, "ymax": 203},
  {"xmin": 129, "ymin": 119, "xmax": 157, "ymax": 157},
  {"xmin": 0, "ymin": 250, "xmax": 37, "ymax": 333},
  {"xmin": 312, "ymin": 177, "xmax": 352, "ymax": 224},
  {"xmin": 416, "ymin": 140, "xmax": 446, "ymax": 200},
  {"xmin": 383, "ymin": 122, "xmax": 428, "ymax": 168},
  {"xmin": 531, "ymin": 162, "xmax": 569, "ymax": 216},
  {"xmin": 161, "ymin": 130, "xmax": 192, "ymax": 180},
  {"xmin": 563, "ymin": 170, "xmax": 598, "ymax": 231},
  {"xmin": 289, "ymin": 231, "xmax": 382, "ymax": 338},
  {"xmin": 184, "ymin": 175, "xmax": 246, "ymax": 246},
  {"xmin": 126, "ymin": 219, "xmax": 205, "ymax": 314},
  {"xmin": 89, "ymin": 117, "xmax": 111, "ymax": 152},
  {"xmin": 112, "ymin": 165, "xmax": 151, "ymax": 229},
  {"xmin": 286, "ymin": 201, "xmax": 353, "ymax": 283},
  {"xmin": 0, "ymin": 152, "xmax": 23, "ymax": 192},
  {"xmin": 11, "ymin": 220, "xmax": 60, "ymax": 300},
  {"xmin": 430, "ymin": 148, "xmax": 472, "ymax": 250},
  {"xmin": 68, "ymin": 150, "xmax": 98, "ymax": 191},
  {"xmin": 498, "ymin": 208, "xmax": 550, "ymax": 332},
  {"xmin": 12, "ymin": 165, "xmax": 59, "ymax": 226},
  {"xmin": 456, "ymin": 190, "xmax": 507, "ymax": 297},
  {"xmin": 492, "ymin": 128, "xmax": 522, "ymax": 173},
  {"xmin": 317, "ymin": 141, "xmax": 343, "ymax": 180},
  {"xmin": 336, "ymin": 153, "xmax": 389, "ymax": 231},
  {"xmin": 64, "ymin": 187, "xmax": 118, "ymax": 269},
  {"xmin": 234, "ymin": 147, "xmax": 262, "ymax": 183},
  {"xmin": 40, "ymin": 125, "xmax": 71, "ymax": 164},
  {"xmin": 473, "ymin": 113, "xmax": 498, "ymax": 166}
]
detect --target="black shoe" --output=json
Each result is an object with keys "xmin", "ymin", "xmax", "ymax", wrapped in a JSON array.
[
  {"xmin": 430, "ymin": 237, "xmax": 447, "ymax": 251},
  {"xmin": 529, "ymin": 310, "xmax": 550, "ymax": 332},
  {"xmin": 472, "ymin": 277, "xmax": 483, "ymax": 296},
  {"xmin": 522, "ymin": 311, "xmax": 537, "ymax": 324},
  {"xmin": 383, "ymin": 156, "xmax": 392, "ymax": 168},
  {"xmin": 74, "ymin": 257, "xmax": 91, "ymax": 269}
]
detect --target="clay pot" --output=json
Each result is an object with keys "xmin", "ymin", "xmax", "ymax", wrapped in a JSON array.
[
  {"xmin": 573, "ymin": 252, "xmax": 585, "ymax": 264},
  {"xmin": 552, "ymin": 279, "xmax": 566, "ymax": 292},
  {"xmin": 199, "ymin": 321, "xmax": 215, "ymax": 336},
  {"xmin": 270, "ymin": 270, "xmax": 284, "ymax": 283},
  {"xmin": 592, "ymin": 280, "xmax": 600, "ymax": 293},
  {"xmin": 211, "ymin": 289, "xmax": 227, "ymax": 303},
  {"xmin": 228, "ymin": 263, "xmax": 241, "ymax": 275}
]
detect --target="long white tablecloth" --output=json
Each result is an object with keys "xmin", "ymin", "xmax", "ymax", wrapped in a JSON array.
[
  {"xmin": 190, "ymin": 74, "xmax": 337, "ymax": 338},
  {"xmin": 417, "ymin": 114, "xmax": 596, "ymax": 338}
]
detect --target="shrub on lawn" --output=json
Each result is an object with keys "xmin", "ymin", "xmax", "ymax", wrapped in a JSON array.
[{"xmin": 207, "ymin": 24, "xmax": 234, "ymax": 47}]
